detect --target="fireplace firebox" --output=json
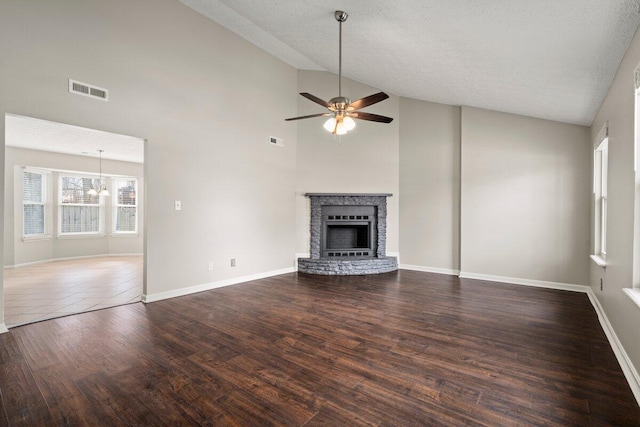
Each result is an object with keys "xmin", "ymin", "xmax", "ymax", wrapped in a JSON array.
[{"xmin": 322, "ymin": 205, "xmax": 376, "ymax": 257}]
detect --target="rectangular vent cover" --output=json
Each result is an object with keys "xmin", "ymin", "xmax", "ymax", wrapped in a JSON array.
[
  {"xmin": 68, "ymin": 79, "xmax": 109, "ymax": 101},
  {"xmin": 327, "ymin": 251, "xmax": 370, "ymax": 257}
]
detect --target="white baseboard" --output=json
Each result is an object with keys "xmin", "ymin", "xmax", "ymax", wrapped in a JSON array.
[
  {"xmin": 0, "ymin": 323, "xmax": 8, "ymax": 334},
  {"xmin": 458, "ymin": 271, "xmax": 589, "ymax": 293},
  {"xmin": 400, "ymin": 264, "xmax": 460, "ymax": 276},
  {"xmin": 586, "ymin": 289, "xmax": 640, "ymax": 406},
  {"xmin": 142, "ymin": 267, "xmax": 296, "ymax": 303},
  {"xmin": 5, "ymin": 253, "xmax": 143, "ymax": 269}
]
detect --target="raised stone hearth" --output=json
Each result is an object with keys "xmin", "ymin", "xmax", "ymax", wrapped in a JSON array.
[
  {"xmin": 298, "ymin": 193, "xmax": 398, "ymax": 275},
  {"xmin": 298, "ymin": 256, "xmax": 398, "ymax": 275}
]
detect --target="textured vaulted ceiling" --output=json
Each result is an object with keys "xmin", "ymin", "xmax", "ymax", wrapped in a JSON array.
[{"xmin": 180, "ymin": 0, "xmax": 640, "ymax": 126}]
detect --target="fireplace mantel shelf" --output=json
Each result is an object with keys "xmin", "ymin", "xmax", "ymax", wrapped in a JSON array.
[{"xmin": 304, "ymin": 193, "xmax": 393, "ymax": 197}]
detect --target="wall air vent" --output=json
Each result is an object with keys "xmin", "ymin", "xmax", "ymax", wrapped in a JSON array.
[{"xmin": 68, "ymin": 79, "xmax": 109, "ymax": 101}]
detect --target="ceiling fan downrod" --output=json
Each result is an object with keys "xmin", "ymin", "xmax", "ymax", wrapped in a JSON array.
[{"xmin": 335, "ymin": 10, "xmax": 348, "ymax": 97}]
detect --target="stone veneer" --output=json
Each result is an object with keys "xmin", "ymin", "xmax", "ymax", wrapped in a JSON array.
[
  {"xmin": 298, "ymin": 256, "xmax": 398, "ymax": 275},
  {"xmin": 298, "ymin": 193, "xmax": 398, "ymax": 275}
]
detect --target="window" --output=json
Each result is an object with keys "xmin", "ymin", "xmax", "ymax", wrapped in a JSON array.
[
  {"xmin": 113, "ymin": 178, "xmax": 138, "ymax": 233},
  {"xmin": 593, "ymin": 129, "xmax": 608, "ymax": 260},
  {"xmin": 23, "ymin": 169, "xmax": 50, "ymax": 237},
  {"xmin": 59, "ymin": 175, "xmax": 103, "ymax": 234},
  {"xmin": 627, "ymin": 78, "xmax": 640, "ymax": 305}
]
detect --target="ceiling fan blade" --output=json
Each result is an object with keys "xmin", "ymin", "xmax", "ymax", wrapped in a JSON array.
[
  {"xmin": 351, "ymin": 111, "xmax": 394, "ymax": 123},
  {"xmin": 348, "ymin": 92, "xmax": 389, "ymax": 111},
  {"xmin": 285, "ymin": 113, "xmax": 330, "ymax": 121},
  {"xmin": 300, "ymin": 93, "xmax": 330, "ymax": 108}
]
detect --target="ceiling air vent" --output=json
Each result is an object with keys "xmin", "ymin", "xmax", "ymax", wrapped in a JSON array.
[{"xmin": 68, "ymin": 79, "xmax": 109, "ymax": 101}]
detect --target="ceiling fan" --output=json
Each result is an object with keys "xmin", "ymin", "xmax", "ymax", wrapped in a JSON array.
[{"xmin": 285, "ymin": 10, "xmax": 393, "ymax": 135}]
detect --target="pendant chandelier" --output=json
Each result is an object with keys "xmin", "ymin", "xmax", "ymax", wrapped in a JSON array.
[{"xmin": 87, "ymin": 149, "xmax": 110, "ymax": 196}]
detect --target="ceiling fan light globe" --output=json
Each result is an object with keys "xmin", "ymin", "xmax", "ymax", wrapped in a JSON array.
[
  {"xmin": 324, "ymin": 117, "xmax": 337, "ymax": 132},
  {"xmin": 343, "ymin": 116, "xmax": 356, "ymax": 131}
]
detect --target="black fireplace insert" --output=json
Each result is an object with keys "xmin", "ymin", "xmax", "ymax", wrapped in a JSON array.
[{"xmin": 321, "ymin": 205, "xmax": 377, "ymax": 257}]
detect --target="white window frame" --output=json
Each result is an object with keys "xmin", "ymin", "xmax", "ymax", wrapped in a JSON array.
[
  {"xmin": 58, "ymin": 173, "xmax": 105, "ymax": 236},
  {"xmin": 112, "ymin": 177, "xmax": 138, "ymax": 235},
  {"xmin": 22, "ymin": 168, "xmax": 52, "ymax": 240},
  {"xmin": 593, "ymin": 134, "xmax": 608, "ymax": 263},
  {"xmin": 628, "ymin": 79, "xmax": 640, "ymax": 306},
  {"xmin": 595, "ymin": 137, "xmax": 608, "ymax": 257}
]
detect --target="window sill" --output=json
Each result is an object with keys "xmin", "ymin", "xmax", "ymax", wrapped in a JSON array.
[
  {"xmin": 57, "ymin": 234, "xmax": 105, "ymax": 239},
  {"xmin": 623, "ymin": 288, "xmax": 640, "ymax": 310},
  {"xmin": 590, "ymin": 255, "xmax": 607, "ymax": 267},
  {"xmin": 21, "ymin": 235, "xmax": 52, "ymax": 243},
  {"xmin": 111, "ymin": 232, "xmax": 139, "ymax": 238}
]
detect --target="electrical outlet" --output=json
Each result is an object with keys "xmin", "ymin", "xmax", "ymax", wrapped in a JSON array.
[
  {"xmin": 207, "ymin": 262, "xmax": 214, "ymax": 271},
  {"xmin": 230, "ymin": 258, "xmax": 236, "ymax": 267},
  {"xmin": 600, "ymin": 278, "xmax": 603, "ymax": 291}
]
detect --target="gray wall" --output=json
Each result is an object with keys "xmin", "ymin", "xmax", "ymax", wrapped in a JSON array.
[
  {"xmin": 399, "ymin": 98, "xmax": 461, "ymax": 272},
  {"xmin": 590, "ymin": 23, "xmax": 640, "ymax": 383},
  {"xmin": 295, "ymin": 71, "xmax": 400, "ymax": 256},
  {"xmin": 398, "ymin": 99, "xmax": 590, "ymax": 284},
  {"xmin": 4, "ymin": 146, "xmax": 143, "ymax": 266},
  {"xmin": 460, "ymin": 107, "xmax": 590, "ymax": 285},
  {"xmin": 0, "ymin": 0, "xmax": 298, "ymax": 315}
]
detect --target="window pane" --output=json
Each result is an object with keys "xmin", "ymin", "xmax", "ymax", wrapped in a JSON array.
[
  {"xmin": 116, "ymin": 207, "xmax": 136, "ymax": 232},
  {"xmin": 116, "ymin": 180, "xmax": 136, "ymax": 205},
  {"xmin": 23, "ymin": 171, "xmax": 46, "ymax": 236},
  {"xmin": 602, "ymin": 148, "xmax": 608, "ymax": 196},
  {"xmin": 61, "ymin": 176, "xmax": 99, "ymax": 204},
  {"xmin": 593, "ymin": 137, "xmax": 608, "ymax": 257},
  {"xmin": 61, "ymin": 206, "xmax": 100, "ymax": 233},
  {"xmin": 23, "ymin": 171, "xmax": 43, "ymax": 202},
  {"xmin": 602, "ymin": 197, "xmax": 607, "ymax": 254},
  {"xmin": 24, "ymin": 204, "xmax": 45, "ymax": 235}
]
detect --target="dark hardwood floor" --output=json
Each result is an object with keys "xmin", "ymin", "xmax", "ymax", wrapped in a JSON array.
[{"xmin": 1, "ymin": 270, "xmax": 639, "ymax": 426}]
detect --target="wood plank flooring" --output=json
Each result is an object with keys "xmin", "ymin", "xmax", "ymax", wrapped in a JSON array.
[{"xmin": 1, "ymin": 270, "xmax": 638, "ymax": 426}]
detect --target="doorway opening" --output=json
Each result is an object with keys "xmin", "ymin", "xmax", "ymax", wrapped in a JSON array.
[{"xmin": 4, "ymin": 114, "xmax": 146, "ymax": 327}]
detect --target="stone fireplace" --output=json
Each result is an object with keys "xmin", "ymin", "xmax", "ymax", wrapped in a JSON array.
[{"xmin": 298, "ymin": 193, "xmax": 398, "ymax": 275}]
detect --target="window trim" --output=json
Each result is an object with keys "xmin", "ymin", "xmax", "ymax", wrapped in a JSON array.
[
  {"xmin": 592, "ymin": 125, "xmax": 609, "ymax": 267},
  {"xmin": 112, "ymin": 177, "xmax": 138, "ymax": 235},
  {"xmin": 58, "ymin": 173, "xmax": 105, "ymax": 236},
  {"xmin": 22, "ymin": 168, "xmax": 52, "ymax": 240},
  {"xmin": 631, "ymin": 79, "xmax": 640, "ymax": 299},
  {"xmin": 623, "ymin": 288, "xmax": 640, "ymax": 309},
  {"xmin": 623, "ymin": 76, "xmax": 640, "ymax": 305}
]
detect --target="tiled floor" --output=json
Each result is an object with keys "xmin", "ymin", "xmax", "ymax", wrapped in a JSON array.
[{"xmin": 4, "ymin": 255, "xmax": 142, "ymax": 327}]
